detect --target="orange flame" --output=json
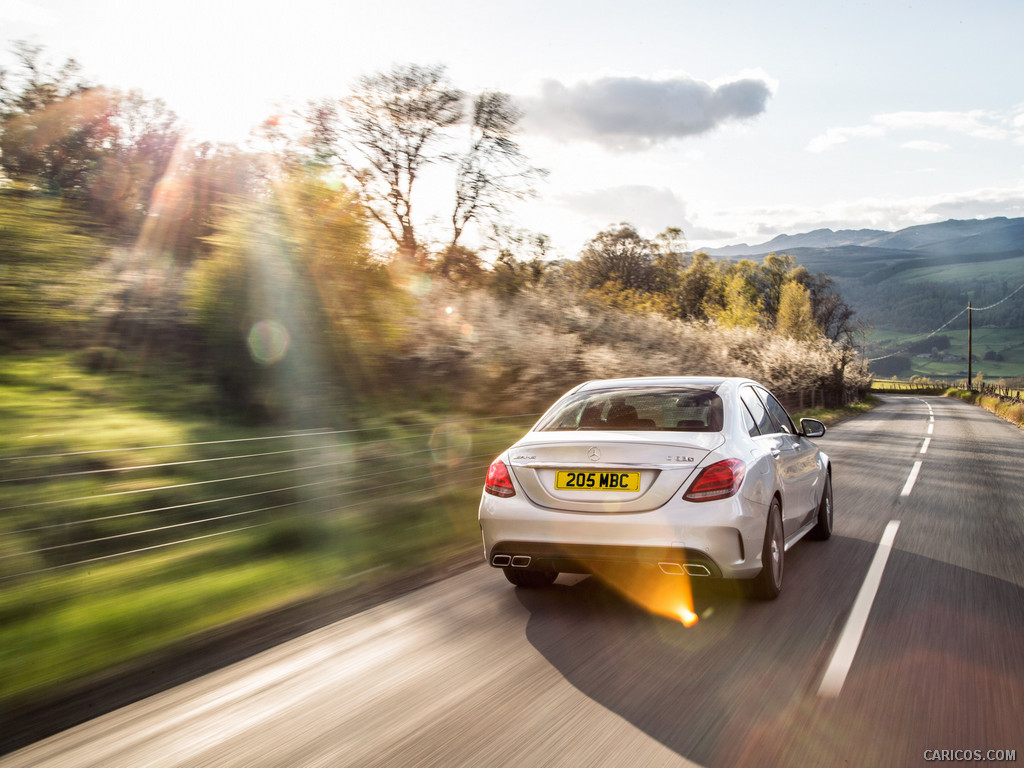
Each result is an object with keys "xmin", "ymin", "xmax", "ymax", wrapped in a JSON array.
[{"xmin": 591, "ymin": 563, "xmax": 699, "ymax": 627}]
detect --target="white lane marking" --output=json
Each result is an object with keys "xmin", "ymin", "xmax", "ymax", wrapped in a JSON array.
[
  {"xmin": 927, "ymin": 423, "xmax": 934, "ymax": 435},
  {"xmin": 920, "ymin": 438, "xmax": 931, "ymax": 454},
  {"xmin": 819, "ymin": 520, "xmax": 901, "ymax": 698},
  {"xmin": 900, "ymin": 461, "xmax": 923, "ymax": 497}
]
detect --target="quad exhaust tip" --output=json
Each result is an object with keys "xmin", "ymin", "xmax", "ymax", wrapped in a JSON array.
[
  {"xmin": 491, "ymin": 554, "xmax": 532, "ymax": 568},
  {"xmin": 659, "ymin": 562, "xmax": 712, "ymax": 577}
]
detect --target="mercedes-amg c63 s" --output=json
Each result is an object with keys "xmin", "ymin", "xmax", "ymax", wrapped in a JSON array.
[{"xmin": 479, "ymin": 377, "xmax": 832, "ymax": 599}]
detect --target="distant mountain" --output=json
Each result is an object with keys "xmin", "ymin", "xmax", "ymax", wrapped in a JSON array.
[
  {"xmin": 702, "ymin": 217, "xmax": 1024, "ymax": 259},
  {"xmin": 699, "ymin": 216, "xmax": 1024, "ymax": 339},
  {"xmin": 708, "ymin": 228, "xmax": 887, "ymax": 257},
  {"xmin": 860, "ymin": 217, "xmax": 1024, "ymax": 252}
]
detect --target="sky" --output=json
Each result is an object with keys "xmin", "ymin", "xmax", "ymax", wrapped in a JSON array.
[{"xmin": 2, "ymin": 0, "xmax": 1023, "ymax": 255}]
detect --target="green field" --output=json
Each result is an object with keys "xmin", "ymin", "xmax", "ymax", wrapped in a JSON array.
[{"xmin": 867, "ymin": 327, "xmax": 1024, "ymax": 380}]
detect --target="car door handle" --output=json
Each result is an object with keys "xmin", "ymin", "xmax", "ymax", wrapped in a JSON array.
[{"xmin": 770, "ymin": 448, "xmax": 781, "ymax": 459}]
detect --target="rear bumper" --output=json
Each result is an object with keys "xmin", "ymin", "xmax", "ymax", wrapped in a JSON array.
[
  {"xmin": 488, "ymin": 541, "xmax": 723, "ymax": 577},
  {"xmin": 479, "ymin": 490, "xmax": 768, "ymax": 579}
]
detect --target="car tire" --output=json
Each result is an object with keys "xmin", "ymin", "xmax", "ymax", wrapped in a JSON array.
[
  {"xmin": 750, "ymin": 500, "xmax": 784, "ymax": 600},
  {"xmin": 503, "ymin": 567, "xmax": 558, "ymax": 588},
  {"xmin": 808, "ymin": 472, "xmax": 833, "ymax": 541}
]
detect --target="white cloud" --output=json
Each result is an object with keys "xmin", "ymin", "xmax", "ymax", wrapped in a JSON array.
[
  {"xmin": 0, "ymin": 0, "xmax": 58, "ymax": 25},
  {"xmin": 807, "ymin": 108, "xmax": 1024, "ymax": 152},
  {"xmin": 806, "ymin": 125, "xmax": 885, "ymax": 153},
  {"xmin": 902, "ymin": 140, "xmax": 951, "ymax": 152},
  {"xmin": 523, "ymin": 71, "xmax": 774, "ymax": 151},
  {"xmin": 561, "ymin": 185, "xmax": 691, "ymax": 233}
]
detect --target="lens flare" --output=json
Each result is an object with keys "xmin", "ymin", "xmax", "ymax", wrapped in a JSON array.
[
  {"xmin": 247, "ymin": 320, "xmax": 290, "ymax": 364},
  {"xmin": 429, "ymin": 422, "xmax": 472, "ymax": 467}
]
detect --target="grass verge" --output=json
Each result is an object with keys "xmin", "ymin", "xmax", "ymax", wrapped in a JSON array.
[
  {"xmin": 943, "ymin": 389, "xmax": 1024, "ymax": 429},
  {"xmin": 792, "ymin": 394, "xmax": 879, "ymax": 428}
]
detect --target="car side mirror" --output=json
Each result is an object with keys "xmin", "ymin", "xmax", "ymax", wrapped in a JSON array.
[{"xmin": 800, "ymin": 418, "xmax": 826, "ymax": 439}]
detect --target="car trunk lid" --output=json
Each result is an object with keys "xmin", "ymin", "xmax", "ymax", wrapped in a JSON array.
[{"xmin": 506, "ymin": 431, "xmax": 724, "ymax": 513}]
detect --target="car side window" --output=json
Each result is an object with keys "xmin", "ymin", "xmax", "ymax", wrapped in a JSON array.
[
  {"xmin": 739, "ymin": 387, "xmax": 773, "ymax": 435},
  {"xmin": 740, "ymin": 402, "xmax": 759, "ymax": 437},
  {"xmin": 758, "ymin": 388, "xmax": 796, "ymax": 435}
]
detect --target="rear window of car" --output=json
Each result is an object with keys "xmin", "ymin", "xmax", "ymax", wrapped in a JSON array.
[{"xmin": 536, "ymin": 387, "xmax": 724, "ymax": 432}]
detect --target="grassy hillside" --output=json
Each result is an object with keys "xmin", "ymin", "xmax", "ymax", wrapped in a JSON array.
[{"xmin": 893, "ymin": 254, "xmax": 1024, "ymax": 285}]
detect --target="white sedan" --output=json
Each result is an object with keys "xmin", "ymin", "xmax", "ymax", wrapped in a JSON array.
[{"xmin": 479, "ymin": 377, "xmax": 832, "ymax": 599}]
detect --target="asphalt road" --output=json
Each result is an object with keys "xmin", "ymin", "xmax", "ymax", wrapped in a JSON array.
[{"xmin": 3, "ymin": 395, "xmax": 1023, "ymax": 767}]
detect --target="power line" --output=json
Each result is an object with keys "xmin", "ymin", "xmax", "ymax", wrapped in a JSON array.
[
  {"xmin": 867, "ymin": 281, "xmax": 1024, "ymax": 363},
  {"xmin": 972, "ymin": 281, "xmax": 1024, "ymax": 312}
]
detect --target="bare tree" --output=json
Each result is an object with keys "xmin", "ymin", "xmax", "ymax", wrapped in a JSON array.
[
  {"xmin": 450, "ymin": 91, "xmax": 543, "ymax": 249},
  {"xmin": 309, "ymin": 65, "xmax": 543, "ymax": 265},
  {"xmin": 309, "ymin": 64, "xmax": 463, "ymax": 265}
]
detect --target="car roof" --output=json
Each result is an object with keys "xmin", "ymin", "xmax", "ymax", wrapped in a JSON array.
[{"xmin": 574, "ymin": 376, "xmax": 756, "ymax": 393}]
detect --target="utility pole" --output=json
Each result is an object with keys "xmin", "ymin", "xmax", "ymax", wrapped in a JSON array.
[{"xmin": 967, "ymin": 300, "xmax": 973, "ymax": 390}]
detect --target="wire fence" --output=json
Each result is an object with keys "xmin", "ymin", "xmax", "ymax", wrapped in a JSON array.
[{"xmin": 0, "ymin": 414, "xmax": 542, "ymax": 584}]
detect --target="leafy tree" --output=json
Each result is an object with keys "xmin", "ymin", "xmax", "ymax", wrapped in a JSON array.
[
  {"xmin": 188, "ymin": 168, "xmax": 407, "ymax": 414},
  {"xmin": 484, "ymin": 224, "xmax": 552, "ymax": 296},
  {"xmin": 753, "ymin": 252, "xmax": 797, "ymax": 322},
  {"xmin": 775, "ymin": 280, "xmax": 820, "ymax": 340},
  {"xmin": 0, "ymin": 184, "xmax": 107, "ymax": 346},
  {"xmin": 675, "ymin": 251, "xmax": 723, "ymax": 320},
  {"xmin": 432, "ymin": 245, "xmax": 487, "ymax": 287},
  {"xmin": 0, "ymin": 41, "xmax": 182, "ymax": 239},
  {"xmin": 708, "ymin": 272, "xmax": 762, "ymax": 328},
  {"xmin": 489, "ymin": 252, "xmax": 549, "ymax": 298},
  {"xmin": 0, "ymin": 41, "xmax": 87, "ymax": 117},
  {"xmin": 572, "ymin": 223, "xmax": 672, "ymax": 294},
  {"xmin": 785, "ymin": 267, "xmax": 858, "ymax": 344}
]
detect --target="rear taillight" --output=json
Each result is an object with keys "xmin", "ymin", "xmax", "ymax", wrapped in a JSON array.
[
  {"xmin": 683, "ymin": 458, "xmax": 746, "ymax": 502},
  {"xmin": 485, "ymin": 458, "xmax": 516, "ymax": 497}
]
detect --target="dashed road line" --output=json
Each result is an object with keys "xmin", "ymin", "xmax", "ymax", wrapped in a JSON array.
[
  {"xmin": 920, "ymin": 438, "xmax": 931, "ymax": 454},
  {"xmin": 819, "ymin": 520, "xmax": 902, "ymax": 698},
  {"xmin": 901, "ymin": 461, "xmax": 923, "ymax": 497}
]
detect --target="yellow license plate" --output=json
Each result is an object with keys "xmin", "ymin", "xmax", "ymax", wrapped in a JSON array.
[{"xmin": 555, "ymin": 470, "xmax": 640, "ymax": 492}]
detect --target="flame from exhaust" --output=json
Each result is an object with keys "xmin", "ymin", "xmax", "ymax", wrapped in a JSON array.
[
  {"xmin": 591, "ymin": 563, "xmax": 699, "ymax": 627},
  {"xmin": 677, "ymin": 607, "xmax": 699, "ymax": 627}
]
